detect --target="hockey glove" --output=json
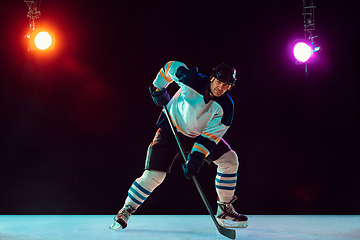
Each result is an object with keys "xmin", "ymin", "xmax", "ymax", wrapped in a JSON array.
[
  {"xmin": 182, "ymin": 153, "xmax": 204, "ymax": 179},
  {"xmin": 149, "ymin": 85, "xmax": 170, "ymax": 107}
]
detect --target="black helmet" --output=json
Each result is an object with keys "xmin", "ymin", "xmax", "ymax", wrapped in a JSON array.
[{"xmin": 210, "ymin": 63, "xmax": 237, "ymax": 86}]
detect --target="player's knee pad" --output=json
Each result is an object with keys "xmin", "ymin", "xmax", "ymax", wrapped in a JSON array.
[
  {"xmin": 214, "ymin": 150, "xmax": 239, "ymax": 172},
  {"xmin": 138, "ymin": 170, "xmax": 166, "ymax": 189}
]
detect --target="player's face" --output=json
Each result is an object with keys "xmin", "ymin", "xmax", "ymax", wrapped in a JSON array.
[{"xmin": 209, "ymin": 77, "xmax": 230, "ymax": 97}]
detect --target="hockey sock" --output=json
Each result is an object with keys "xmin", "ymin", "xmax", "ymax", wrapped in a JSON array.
[
  {"xmin": 213, "ymin": 150, "xmax": 239, "ymax": 203},
  {"xmin": 124, "ymin": 170, "xmax": 166, "ymax": 209}
]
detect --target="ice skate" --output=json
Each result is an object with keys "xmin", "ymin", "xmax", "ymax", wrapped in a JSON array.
[
  {"xmin": 216, "ymin": 195, "xmax": 248, "ymax": 228},
  {"xmin": 109, "ymin": 205, "xmax": 136, "ymax": 230}
]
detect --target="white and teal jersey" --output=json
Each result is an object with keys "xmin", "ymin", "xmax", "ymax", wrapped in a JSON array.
[{"xmin": 153, "ymin": 61, "xmax": 234, "ymax": 159}]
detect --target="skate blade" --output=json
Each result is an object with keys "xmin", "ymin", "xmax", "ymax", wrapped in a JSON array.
[
  {"xmin": 217, "ymin": 218, "xmax": 248, "ymax": 228},
  {"xmin": 109, "ymin": 222, "xmax": 121, "ymax": 230}
]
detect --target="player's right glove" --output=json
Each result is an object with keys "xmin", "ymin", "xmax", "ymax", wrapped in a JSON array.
[
  {"xmin": 149, "ymin": 85, "xmax": 170, "ymax": 106},
  {"xmin": 182, "ymin": 153, "xmax": 204, "ymax": 179}
]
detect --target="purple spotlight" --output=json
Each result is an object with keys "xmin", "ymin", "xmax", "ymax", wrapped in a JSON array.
[{"xmin": 293, "ymin": 42, "xmax": 313, "ymax": 63}]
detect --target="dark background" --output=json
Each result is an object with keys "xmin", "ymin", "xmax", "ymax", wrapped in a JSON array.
[{"xmin": 0, "ymin": 0, "xmax": 359, "ymax": 215}]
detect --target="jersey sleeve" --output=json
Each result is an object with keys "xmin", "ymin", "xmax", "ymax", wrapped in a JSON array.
[{"xmin": 152, "ymin": 61, "xmax": 188, "ymax": 90}]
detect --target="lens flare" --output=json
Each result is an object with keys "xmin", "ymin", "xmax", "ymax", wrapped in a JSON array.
[{"xmin": 293, "ymin": 42, "xmax": 313, "ymax": 63}]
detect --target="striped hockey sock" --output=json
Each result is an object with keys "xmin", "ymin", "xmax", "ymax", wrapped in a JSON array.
[
  {"xmin": 126, "ymin": 180, "xmax": 151, "ymax": 208},
  {"xmin": 215, "ymin": 172, "xmax": 237, "ymax": 203},
  {"xmin": 124, "ymin": 170, "xmax": 166, "ymax": 209}
]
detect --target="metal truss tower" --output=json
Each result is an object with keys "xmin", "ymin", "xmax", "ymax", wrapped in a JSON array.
[{"xmin": 24, "ymin": 0, "xmax": 42, "ymax": 31}]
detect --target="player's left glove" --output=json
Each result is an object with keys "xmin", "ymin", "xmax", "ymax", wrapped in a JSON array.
[
  {"xmin": 149, "ymin": 85, "xmax": 170, "ymax": 106},
  {"xmin": 182, "ymin": 153, "xmax": 204, "ymax": 179}
]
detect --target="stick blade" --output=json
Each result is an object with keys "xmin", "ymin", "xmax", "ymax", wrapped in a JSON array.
[{"xmin": 217, "ymin": 225, "xmax": 236, "ymax": 239}]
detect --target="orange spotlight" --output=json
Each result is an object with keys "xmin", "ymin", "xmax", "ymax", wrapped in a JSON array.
[{"xmin": 27, "ymin": 29, "xmax": 55, "ymax": 51}]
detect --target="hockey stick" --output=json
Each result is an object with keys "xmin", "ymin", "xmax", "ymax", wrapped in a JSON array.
[{"xmin": 162, "ymin": 105, "xmax": 236, "ymax": 240}]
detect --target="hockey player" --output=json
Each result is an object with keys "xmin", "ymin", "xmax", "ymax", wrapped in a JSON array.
[{"xmin": 110, "ymin": 61, "xmax": 248, "ymax": 230}]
